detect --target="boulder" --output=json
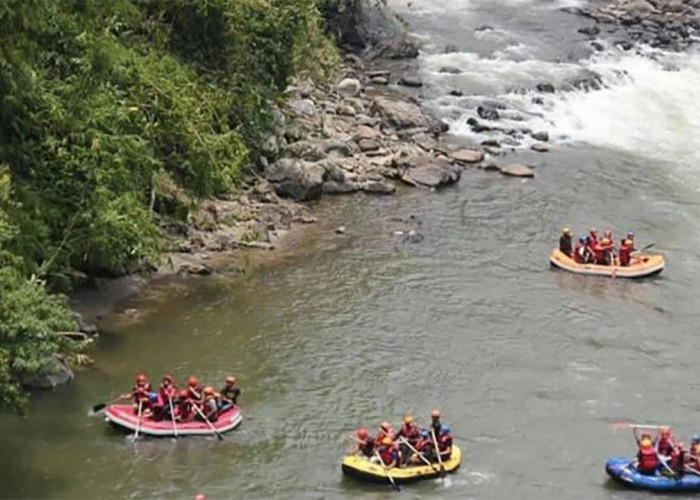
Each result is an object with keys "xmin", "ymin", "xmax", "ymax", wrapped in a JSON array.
[
  {"xmin": 265, "ymin": 158, "xmax": 325, "ymax": 201},
  {"xmin": 439, "ymin": 66, "xmax": 462, "ymax": 74},
  {"xmin": 531, "ymin": 142, "xmax": 550, "ymax": 152},
  {"xmin": 288, "ymin": 98, "xmax": 317, "ymax": 116},
  {"xmin": 21, "ymin": 355, "xmax": 74, "ymax": 389},
  {"xmin": 74, "ymin": 312, "xmax": 99, "ymax": 336},
  {"xmin": 284, "ymin": 140, "xmax": 326, "ymax": 161},
  {"xmin": 323, "ymin": 139, "xmax": 358, "ymax": 157},
  {"xmin": 370, "ymin": 76, "xmax": 389, "ymax": 85},
  {"xmin": 398, "ymin": 155, "xmax": 461, "ymax": 188},
  {"xmin": 451, "ymin": 149, "xmax": 484, "ymax": 164},
  {"xmin": 336, "ymin": 104, "xmax": 357, "ymax": 117},
  {"xmin": 337, "ymin": 78, "xmax": 361, "ymax": 97},
  {"xmin": 449, "ymin": 89, "xmax": 464, "ymax": 97},
  {"xmin": 398, "ymin": 76, "xmax": 423, "ymax": 87},
  {"xmin": 477, "ymin": 104, "xmax": 500, "ymax": 120},
  {"xmin": 578, "ymin": 25, "xmax": 601, "ymax": 36},
  {"xmin": 444, "ymin": 44, "xmax": 459, "ymax": 53},
  {"xmin": 322, "ymin": 180, "xmax": 360, "ymax": 195},
  {"xmin": 358, "ymin": 138, "xmax": 381, "ymax": 152},
  {"xmin": 531, "ymin": 130, "xmax": 550, "ymax": 142},
  {"xmin": 353, "ymin": 125, "xmax": 382, "ymax": 141},
  {"xmin": 411, "ymin": 132, "xmax": 437, "ymax": 152},
  {"xmin": 371, "ymin": 97, "xmax": 430, "ymax": 129},
  {"xmin": 369, "ymin": 33, "xmax": 420, "ymax": 60},
  {"xmin": 361, "ymin": 179, "xmax": 396, "ymax": 194},
  {"xmin": 536, "ymin": 82, "xmax": 556, "ymax": 93},
  {"xmin": 500, "ymin": 164, "xmax": 535, "ymax": 178}
]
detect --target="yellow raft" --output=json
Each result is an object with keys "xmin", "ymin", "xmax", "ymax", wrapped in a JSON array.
[
  {"xmin": 341, "ymin": 445, "xmax": 462, "ymax": 484},
  {"xmin": 549, "ymin": 249, "xmax": 665, "ymax": 278}
]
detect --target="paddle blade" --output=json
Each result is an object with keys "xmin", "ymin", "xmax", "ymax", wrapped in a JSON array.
[
  {"xmin": 439, "ymin": 466, "xmax": 446, "ymax": 478},
  {"xmin": 91, "ymin": 403, "xmax": 107, "ymax": 413}
]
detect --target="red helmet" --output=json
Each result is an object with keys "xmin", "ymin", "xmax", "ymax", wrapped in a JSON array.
[
  {"xmin": 188, "ymin": 376, "xmax": 199, "ymax": 387},
  {"xmin": 380, "ymin": 421, "xmax": 392, "ymax": 431},
  {"xmin": 357, "ymin": 427, "xmax": 369, "ymax": 439},
  {"xmin": 179, "ymin": 389, "xmax": 189, "ymax": 398},
  {"xmin": 136, "ymin": 374, "xmax": 146, "ymax": 384},
  {"xmin": 661, "ymin": 427, "xmax": 671, "ymax": 437}
]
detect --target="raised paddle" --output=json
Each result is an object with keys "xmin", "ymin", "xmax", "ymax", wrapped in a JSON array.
[
  {"xmin": 168, "ymin": 397, "xmax": 178, "ymax": 438},
  {"xmin": 631, "ymin": 243, "xmax": 655, "ymax": 255},
  {"xmin": 132, "ymin": 400, "xmax": 143, "ymax": 441},
  {"xmin": 373, "ymin": 450, "xmax": 400, "ymax": 492},
  {"xmin": 430, "ymin": 429, "xmax": 447, "ymax": 478},
  {"xmin": 193, "ymin": 404, "xmax": 224, "ymax": 441},
  {"xmin": 398, "ymin": 437, "xmax": 441, "ymax": 475}
]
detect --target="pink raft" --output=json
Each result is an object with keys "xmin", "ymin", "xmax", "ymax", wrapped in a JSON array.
[{"xmin": 104, "ymin": 404, "xmax": 243, "ymax": 437}]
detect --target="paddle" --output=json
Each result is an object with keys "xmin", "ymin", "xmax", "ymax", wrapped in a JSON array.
[
  {"xmin": 398, "ymin": 437, "xmax": 441, "ymax": 475},
  {"xmin": 132, "ymin": 400, "xmax": 143, "ymax": 441},
  {"xmin": 91, "ymin": 395, "xmax": 126, "ymax": 414},
  {"xmin": 373, "ymin": 450, "xmax": 400, "ymax": 492},
  {"xmin": 193, "ymin": 404, "xmax": 224, "ymax": 441},
  {"xmin": 430, "ymin": 429, "xmax": 447, "ymax": 478},
  {"xmin": 168, "ymin": 397, "xmax": 178, "ymax": 438},
  {"xmin": 631, "ymin": 243, "xmax": 655, "ymax": 255},
  {"xmin": 611, "ymin": 422, "xmax": 666, "ymax": 431}
]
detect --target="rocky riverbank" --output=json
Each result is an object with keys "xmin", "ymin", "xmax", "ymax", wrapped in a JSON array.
[{"xmin": 571, "ymin": 0, "xmax": 700, "ymax": 50}]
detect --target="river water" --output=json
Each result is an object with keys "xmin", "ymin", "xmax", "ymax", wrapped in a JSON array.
[{"xmin": 3, "ymin": 1, "xmax": 700, "ymax": 498}]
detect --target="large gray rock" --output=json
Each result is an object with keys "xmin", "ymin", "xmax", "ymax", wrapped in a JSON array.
[
  {"xmin": 371, "ymin": 97, "xmax": 431, "ymax": 129},
  {"xmin": 337, "ymin": 78, "xmax": 361, "ymax": 97},
  {"xmin": 265, "ymin": 158, "xmax": 325, "ymax": 201},
  {"xmin": 500, "ymin": 164, "xmax": 535, "ymax": 178},
  {"xmin": 284, "ymin": 141, "xmax": 326, "ymax": 162},
  {"xmin": 369, "ymin": 33, "xmax": 420, "ymax": 60},
  {"xmin": 323, "ymin": 180, "xmax": 360, "ymax": 195},
  {"xmin": 353, "ymin": 125, "xmax": 382, "ymax": 141},
  {"xmin": 398, "ymin": 156, "xmax": 461, "ymax": 188},
  {"xmin": 21, "ymin": 355, "xmax": 74, "ymax": 389},
  {"xmin": 287, "ymin": 98, "xmax": 317, "ymax": 116},
  {"xmin": 361, "ymin": 179, "xmax": 396, "ymax": 194}
]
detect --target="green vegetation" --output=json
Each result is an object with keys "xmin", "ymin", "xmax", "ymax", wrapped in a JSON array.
[{"xmin": 0, "ymin": 0, "xmax": 337, "ymax": 413}]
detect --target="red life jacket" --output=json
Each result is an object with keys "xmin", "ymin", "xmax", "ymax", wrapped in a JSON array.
[
  {"xmin": 573, "ymin": 243, "xmax": 583, "ymax": 263},
  {"xmin": 438, "ymin": 434, "xmax": 453, "ymax": 451},
  {"xmin": 132, "ymin": 384, "xmax": 150, "ymax": 403},
  {"xmin": 375, "ymin": 429, "xmax": 394, "ymax": 446},
  {"xmin": 658, "ymin": 438, "xmax": 674, "ymax": 456},
  {"xmin": 159, "ymin": 385, "xmax": 177, "ymax": 403},
  {"xmin": 670, "ymin": 448, "xmax": 685, "ymax": 471},
  {"xmin": 618, "ymin": 243, "xmax": 630, "ymax": 266},
  {"xmin": 592, "ymin": 244, "xmax": 605, "ymax": 264},
  {"xmin": 379, "ymin": 446, "xmax": 396, "ymax": 466},
  {"xmin": 638, "ymin": 446, "xmax": 658, "ymax": 472},
  {"xmin": 398, "ymin": 424, "xmax": 420, "ymax": 441}
]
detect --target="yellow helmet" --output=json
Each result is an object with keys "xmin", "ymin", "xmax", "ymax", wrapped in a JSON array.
[
  {"xmin": 641, "ymin": 438, "xmax": 652, "ymax": 448},
  {"xmin": 601, "ymin": 238, "xmax": 611, "ymax": 245},
  {"xmin": 382, "ymin": 437, "xmax": 393, "ymax": 446},
  {"xmin": 431, "ymin": 409, "xmax": 441, "ymax": 418},
  {"xmin": 404, "ymin": 414, "xmax": 414, "ymax": 424},
  {"xmin": 562, "ymin": 227, "xmax": 571, "ymax": 234}
]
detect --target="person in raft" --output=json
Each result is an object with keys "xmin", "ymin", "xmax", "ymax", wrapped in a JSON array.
[
  {"xmin": 437, "ymin": 425, "xmax": 453, "ymax": 461},
  {"xmin": 559, "ymin": 227, "xmax": 573, "ymax": 257},
  {"xmin": 656, "ymin": 426, "xmax": 676, "ymax": 457},
  {"xmin": 350, "ymin": 427, "xmax": 375, "ymax": 458},
  {"xmin": 153, "ymin": 374, "xmax": 178, "ymax": 420},
  {"xmin": 397, "ymin": 414, "xmax": 421, "ymax": 465},
  {"xmin": 218, "ymin": 376, "xmax": 242, "ymax": 412},
  {"xmin": 634, "ymin": 432, "xmax": 660, "ymax": 475},
  {"xmin": 372, "ymin": 437, "xmax": 399, "ymax": 468},
  {"xmin": 687, "ymin": 435, "xmax": 700, "ymax": 472},
  {"xmin": 120, "ymin": 374, "xmax": 151, "ymax": 414}
]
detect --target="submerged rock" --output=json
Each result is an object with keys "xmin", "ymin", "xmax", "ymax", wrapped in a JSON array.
[
  {"xmin": 500, "ymin": 164, "xmax": 535, "ymax": 178},
  {"xmin": 451, "ymin": 149, "xmax": 484, "ymax": 164}
]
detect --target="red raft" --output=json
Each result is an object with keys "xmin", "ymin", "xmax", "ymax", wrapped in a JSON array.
[{"xmin": 104, "ymin": 404, "xmax": 243, "ymax": 437}]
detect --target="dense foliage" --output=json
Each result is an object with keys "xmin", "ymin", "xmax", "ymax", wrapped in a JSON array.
[{"xmin": 0, "ymin": 0, "xmax": 336, "ymax": 413}]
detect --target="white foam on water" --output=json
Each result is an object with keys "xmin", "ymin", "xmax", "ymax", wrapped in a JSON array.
[{"xmin": 387, "ymin": 0, "xmax": 584, "ymax": 15}]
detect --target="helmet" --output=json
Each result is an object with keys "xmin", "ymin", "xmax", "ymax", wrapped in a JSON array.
[
  {"xmin": 226, "ymin": 376, "xmax": 236, "ymax": 385},
  {"xmin": 579, "ymin": 236, "xmax": 586, "ymax": 243},
  {"xmin": 601, "ymin": 238, "xmax": 611, "ymax": 245},
  {"xmin": 381, "ymin": 437, "xmax": 393, "ymax": 446},
  {"xmin": 380, "ymin": 421, "xmax": 392, "ymax": 431},
  {"xmin": 589, "ymin": 227, "xmax": 597, "ymax": 234},
  {"xmin": 148, "ymin": 392, "xmax": 158, "ymax": 403},
  {"xmin": 421, "ymin": 430, "xmax": 429, "ymax": 438},
  {"xmin": 431, "ymin": 409, "xmax": 441, "ymax": 418},
  {"xmin": 660, "ymin": 427, "xmax": 671, "ymax": 437},
  {"xmin": 188, "ymin": 376, "xmax": 199, "ymax": 387},
  {"xmin": 179, "ymin": 389, "xmax": 189, "ymax": 398},
  {"xmin": 692, "ymin": 434, "xmax": 700, "ymax": 443},
  {"xmin": 440, "ymin": 425, "xmax": 451, "ymax": 435},
  {"xmin": 136, "ymin": 374, "xmax": 146, "ymax": 383},
  {"xmin": 641, "ymin": 438, "xmax": 652, "ymax": 448},
  {"xmin": 203, "ymin": 386, "xmax": 214, "ymax": 395},
  {"xmin": 404, "ymin": 415, "xmax": 414, "ymax": 424},
  {"xmin": 627, "ymin": 232, "xmax": 634, "ymax": 238},
  {"xmin": 562, "ymin": 227, "xmax": 571, "ymax": 234},
  {"xmin": 163, "ymin": 374, "xmax": 173, "ymax": 383},
  {"xmin": 357, "ymin": 427, "xmax": 369, "ymax": 439}
]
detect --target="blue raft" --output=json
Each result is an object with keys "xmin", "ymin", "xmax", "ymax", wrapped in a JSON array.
[{"xmin": 606, "ymin": 457, "xmax": 700, "ymax": 492}]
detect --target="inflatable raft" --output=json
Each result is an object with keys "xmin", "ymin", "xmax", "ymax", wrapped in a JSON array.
[
  {"xmin": 104, "ymin": 404, "xmax": 242, "ymax": 437},
  {"xmin": 606, "ymin": 457, "xmax": 700, "ymax": 492},
  {"xmin": 342, "ymin": 445, "xmax": 462, "ymax": 484},
  {"xmin": 549, "ymin": 249, "xmax": 664, "ymax": 278}
]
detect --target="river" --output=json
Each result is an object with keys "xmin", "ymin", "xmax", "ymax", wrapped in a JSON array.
[{"xmin": 3, "ymin": 0, "xmax": 700, "ymax": 498}]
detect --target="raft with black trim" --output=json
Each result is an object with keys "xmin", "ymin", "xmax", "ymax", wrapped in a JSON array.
[
  {"xmin": 104, "ymin": 404, "xmax": 242, "ymax": 437},
  {"xmin": 341, "ymin": 445, "xmax": 462, "ymax": 484},
  {"xmin": 606, "ymin": 456, "xmax": 700, "ymax": 492},
  {"xmin": 549, "ymin": 249, "xmax": 664, "ymax": 278}
]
